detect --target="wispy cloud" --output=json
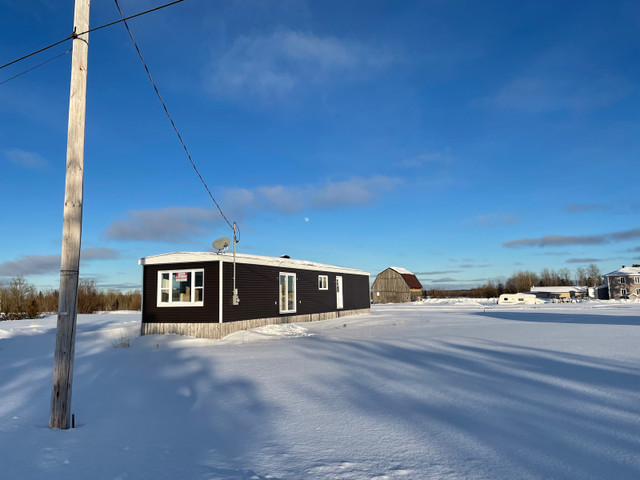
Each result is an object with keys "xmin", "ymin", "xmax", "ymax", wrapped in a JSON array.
[
  {"xmin": 105, "ymin": 207, "xmax": 221, "ymax": 242},
  {"xmin": 459, "ymin": 263, "xmax": 490, "ymax": 269},
  {"xmin": 463, "ymin": 214, "xmax": 520, "ymax": 227},
  {"xmin": 4, "ymin": 148, "xmax": 48, "ymax": 170},
  {"xmin": 106, "ymin": 176, "xmax": 400, "ymax": 242},
  {"xmin": 565, "ymin": 203, "xmax": 606, "ymax": 213},
  {"xmin": 394, "ymin": 151, "xmax": 455, "ymax": 168},
  {"xmin": 473, "ymin": 45, "xmax": 629, "ymax": 113},
  {"xmin": 207, "ymin": 28, "xmax": 393, "ymax": 101},
  {"xmin": 223, "ymin": 175, "xmax": 401, "ymax": 214},
  {"xmin": 414, "ymin": 270, "xmax": 461, "ymax": 275},
  {"xmin": 504, "ymin": 228, "xmax": 640, "ymax": 248},
  {"xmin": 566, "ymin": 258, "xmax": 602, "ymax": 264},
  {"xmin": 0, "ymin": 248, "xmax": 120, "ymax": 278}
]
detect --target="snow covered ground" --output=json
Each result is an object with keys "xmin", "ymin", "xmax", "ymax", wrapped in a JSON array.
[{"xmin": 1, "ymin": 300, "xmax": 639, "ymax": 479}]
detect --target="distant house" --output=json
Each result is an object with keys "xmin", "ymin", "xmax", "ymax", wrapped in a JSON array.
[
  {"xmin": 530, "ymin": 286, "xmax": 588, "ymax": 301},
  {"xmin": 371, "ymin": 267, "xmax": 423, "ymax": 304},
  {"xmin": 139, "ymin": 252, "xmax": 370, "ymax": 339},
  {"xmin": 603, "ymin": 265, "xmax": 640, "ymax": 299}
]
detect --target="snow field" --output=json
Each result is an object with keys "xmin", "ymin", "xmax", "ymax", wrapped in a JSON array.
[{"xmin": 1, "ymin": 300, "xmax": 639, "ymax": 479}]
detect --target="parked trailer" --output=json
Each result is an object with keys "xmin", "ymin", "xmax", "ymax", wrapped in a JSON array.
[{"xmin": 497, "ymin": 293, "xmax": 538, "ymax": 305}]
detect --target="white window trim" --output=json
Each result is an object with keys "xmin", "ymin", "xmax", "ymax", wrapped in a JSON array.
[
  {"xmin": 621, "ymin": 288, "xmax": 628, "ymax": 296},
  {"xmin": 157, "ymin": 269, "xmax": 204, "ymax": 307},
  {"xmin": 318, "ymin": 275, "xmax": 329, "ymax": 290},
  {"xmin": 620, "ymin": 276, "xmax": 626, "ymax": 284},
  {"xmin": 279, "ymin": 272, "xmax": 297, "ymax": 314},
  {"xmin": 634, "ymin": 276, "xmax": 640, "ymax": 284}
]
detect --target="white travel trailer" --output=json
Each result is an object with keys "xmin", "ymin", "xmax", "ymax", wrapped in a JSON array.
[{"xmin": 497, "ymin": 293, "xmax": 538, "ymax": 305}]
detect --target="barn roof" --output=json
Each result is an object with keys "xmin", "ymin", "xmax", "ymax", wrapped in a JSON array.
[
  {"xmin": 401, "ymin": 274, "xmax": 423, "ymax": 290},
  {"xmin": 383, "ymin": 267, "xmax": 423, "ymax": 290},
  {"xmin": 139, "ymin": 251, "xmax": 369, "ymax": 276}
]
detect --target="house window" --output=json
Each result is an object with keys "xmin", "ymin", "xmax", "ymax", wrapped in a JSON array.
[
  {"xmin": 620, "ymin": 277, "xmax": 626, "ymax": 284},
  {"xmin": 318, "ymin": 275, "xmax": 328, "ymax": 290},
  {"xmin": 621, "ymin": 288, "xmax": 628, "ymax": 296},
  {"xmin": 157, "ymin": 269, "xmax": 204, "ymax": 307},
  {"xmin": 634, "ymin": 276, "xmax": 640, "ymax": 284},
  {"xmin": 279, "ymin": 272, "xmax": 296, "ymax": 313},
  {"xmin": 636, "ymin": 288, "xmax": 640, "ymax": 296}
]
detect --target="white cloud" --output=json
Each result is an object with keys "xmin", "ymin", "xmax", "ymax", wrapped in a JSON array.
[
  {"xmin": 106, "ymin": 176, "xmax": 400, "ymax": 242},
  {"xmin": 105, "ymin": 207, "xmax": 222, "ymax": 241},
  {"xmin": 207, "ymin": 28, "xmax": 393, "ymax": 100},
  {"xmin": 4, "ymin": 148, "xmax": 48, "ymax": 170},
  {"xmin": 224, "ymin": 175, "xmax": 401, "ymax": 213},
  {"xmin": 0, "ymin": 248, "xmax": 120, "ymax": 278},
  {"xmin": 473, "ymin": 45, "xmax": 629, "ymax": 113}
]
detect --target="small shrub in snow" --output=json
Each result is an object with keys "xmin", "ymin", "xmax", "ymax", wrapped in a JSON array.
[{"xmin": 112, "ymin": 336, "xmax": 131, "ymax": 348}]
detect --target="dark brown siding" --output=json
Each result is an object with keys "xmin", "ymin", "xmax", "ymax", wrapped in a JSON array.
[
  {"xmin": 142, "ymin": 261, "xmax": 219, "ymax": 324},
  {"xmin": 143, "ymin": 260, "xmax": 369, "ymax": 324},
  {"xmin": 222, "ymin": 263, "xmax": 370, "ymax": 322}
]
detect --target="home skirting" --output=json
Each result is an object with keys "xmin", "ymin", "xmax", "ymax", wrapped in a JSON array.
[{"xmin": 141, "ymin": 308, "xmax": 371, "ymax": 340}]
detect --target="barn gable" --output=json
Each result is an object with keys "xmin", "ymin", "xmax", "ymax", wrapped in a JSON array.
[{"xmin": 371, "ymin": 267, "xmax": 423, "ymax": 304}]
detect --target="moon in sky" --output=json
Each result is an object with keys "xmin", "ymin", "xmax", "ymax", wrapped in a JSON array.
[{"xmin": 304, "ymin": 217, "xmax": 310, "ymax": 222}]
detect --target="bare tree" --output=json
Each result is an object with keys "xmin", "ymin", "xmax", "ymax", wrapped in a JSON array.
[{"xmin": 586, "ymin": 264, "xmax": 602, "ymax": 287}]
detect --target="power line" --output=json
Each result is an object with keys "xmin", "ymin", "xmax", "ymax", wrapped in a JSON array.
[
  {"xmin": 0, "ymin": 48, "xmax": 71, "ymax": 86},
  {"xmin": 113, "ymin": 0, "xmax": 235, "ymax": 233},
  {"xmin": 0, "ymin": 0, "xmax": 186, "ymax": 71}
]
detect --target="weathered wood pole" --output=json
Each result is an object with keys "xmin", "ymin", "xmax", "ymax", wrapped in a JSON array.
[{"xmin": 50, "ymin": 0, "xmax": 90, "ymax": 430}]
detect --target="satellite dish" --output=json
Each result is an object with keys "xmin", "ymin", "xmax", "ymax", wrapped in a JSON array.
[{"xmin": 212, "ymin": 237, "xmax": 231, "ymax": 251}]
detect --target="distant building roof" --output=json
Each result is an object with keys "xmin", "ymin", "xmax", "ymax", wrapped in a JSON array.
[
  {"xmin": 530, "ymin": 286, "xmax": 588, "ymax": 293},
  {"xmin": 603, "ymin": 265, "xmax": 640, "ymax": 277}
]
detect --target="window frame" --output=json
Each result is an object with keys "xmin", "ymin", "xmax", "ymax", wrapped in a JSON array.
[
  {"xmin": 157, "ymin": 268, "xmax": 204, "ymax": 307},
  {"xmin": 620, "ymin": 276, "xmax": 626, "ymax": 284},
  {"xmin": 621, "ymin": 288, "xmax": 628, "ymax": 296},
  {"xmin": 634, "ymin": 276, "xmax": 640, "ymax": 284},
  {"xmin": 318, "ymin": 275, "xmax": 329, "ymax": 290},
  {"xmin": 279, "ymin": 272, "xmax": 297, "ymax": 314}
]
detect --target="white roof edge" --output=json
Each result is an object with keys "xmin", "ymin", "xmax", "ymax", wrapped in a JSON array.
[
  {"xmin": 138, "ymin": 252, "xmax": 369, "ymax": 275},
  {"xmin": 603, "ymin": 266, "xmax": 640, "ymax": 276},
  {"xmin": 530, "ymin": 286, "xmax": 588, "ymax": 293},
  {"xmin": 388, "ymin": 266, "xmax": 414, "ymax": 275}
]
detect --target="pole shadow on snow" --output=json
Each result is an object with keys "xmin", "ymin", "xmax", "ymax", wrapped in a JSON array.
[
  {"xmin": 283, "ymin": 332, "xmax": 640, "ymax": 480},
  {"xmin": 474, "ymin": 310, "xmax": 640, "ymax": 326},
  {"xmin": 0, "ymin": 324, "xmax": 281, "ymax": 480}
]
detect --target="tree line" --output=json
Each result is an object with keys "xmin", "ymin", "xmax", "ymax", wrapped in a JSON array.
[
  {"xmin": 425, "ymin": 264, "xmax": 603, "ymax": 299},
  {"xmin": 0, "ymin": 276, "xmax": 141, "ymax": 320}
]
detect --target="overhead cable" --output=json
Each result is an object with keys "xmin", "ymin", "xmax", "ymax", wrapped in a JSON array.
[
  {"xmin": 0, "ymin": 48, "xmax": 71, "ymax": 86},
  {"xmin": 0, "ymin": 0, "xmax": 186, "ymax": 71},
  {"xmin": 113, "ymin": 0, "xmax": 235, "ymax": 232}
]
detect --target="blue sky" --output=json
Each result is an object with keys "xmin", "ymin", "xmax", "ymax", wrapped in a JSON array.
[{"xmin": 1, "ymin": 0, "xmax": 639, "ymax": 291}]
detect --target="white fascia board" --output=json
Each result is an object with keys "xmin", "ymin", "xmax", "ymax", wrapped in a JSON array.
[{"xmin": 139, "ymin": 251, "xmax": 369, "ymax": 276}]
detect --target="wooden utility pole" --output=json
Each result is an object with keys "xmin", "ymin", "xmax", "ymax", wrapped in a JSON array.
[{"xmin": 50, "ymin": 0, "xmax": 90, "ymax": 430}]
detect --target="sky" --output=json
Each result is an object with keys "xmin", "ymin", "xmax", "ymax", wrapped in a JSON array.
[{"xmin": 1, "ymin": 0, "xmax": 639, "ymax": 291}]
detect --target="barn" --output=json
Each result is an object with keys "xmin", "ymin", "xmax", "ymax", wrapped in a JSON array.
[
  {"xmin": 371, "ymin": 267, "xmax": 423, "ymax": 304},
  {"xmin": 139, "ymin": 251, "xmax": 371, "ymax": 339}
]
